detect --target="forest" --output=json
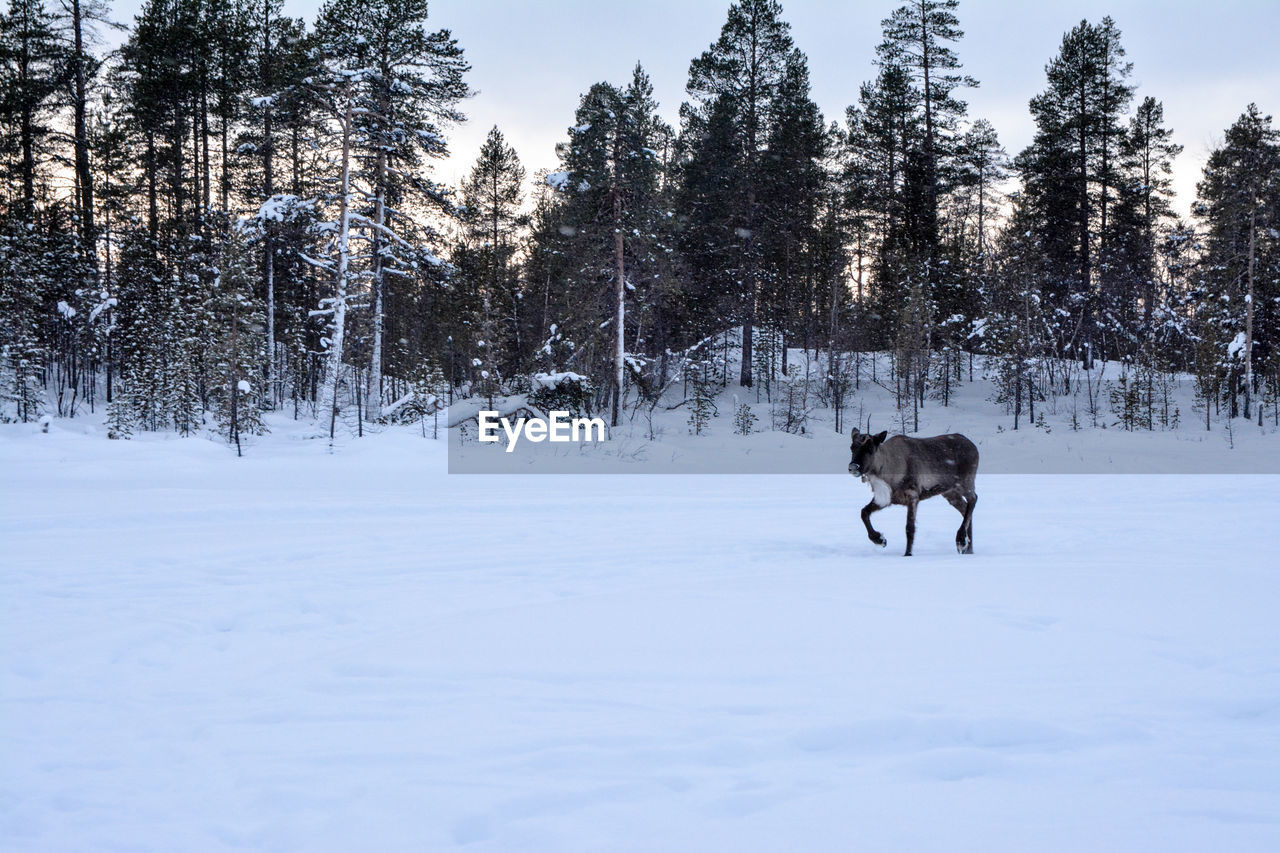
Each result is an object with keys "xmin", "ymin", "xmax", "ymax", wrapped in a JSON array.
[{"xmin": 1, "ymin": 0, "xmax": 1277, "ymax": 448}]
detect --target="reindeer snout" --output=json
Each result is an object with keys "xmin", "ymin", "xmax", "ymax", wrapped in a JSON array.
[{"xmin": 848, "ymin": 462, "xmax": 859, "ymax": 475}]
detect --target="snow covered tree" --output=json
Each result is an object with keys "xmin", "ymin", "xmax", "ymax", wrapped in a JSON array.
[
  {"xmin": 456, "ymin": 125, "xmax": 524, "ymax": 399},
  {"xmin": 875, "ymin": 0, "xmax": 977, "ymax": 261},
  {"xmin": 954, "ymin": 118, "xmax": 1010, "ymax": 266},
  {"xmin": 985, "ymin": 196, "xmax": 1052, "ymax": 430},
  {"xmin": 0, "ymin": 0, "xmax": 65, "ymax": 220},
  {"xmin": 308, "ymin": 71, "xmax": 356, "ymax": 438},
  {"xmin": 1195, "ymin": 104, "xmax": 1280, "ymax": 421},
  {"xmin": 683, "ymin": 0, "xmax": 798, "ymax": 388},
  {"xmin": 208, "ymin": 219, "xmax": 267, "ymax": 452},
  {"xmin": 55, "ymin": 0, "xmax": 113, "ymax": 246},
  {"xmin": 756, "ymin": 50, "xmax": 826, "ymax": 378},
  {"xmin": 1021, "ymin": 17, "xmax": 1135, "ymax": 368},
  {"xmin": 532, "ymin": 65, "xmax": 669, "ymax": 423},
  {"xmin": 239, "ymin": 0, "xmax": 297, "ymax": 409},
  {"xmin": 314, "ymin": 0, "xmax": 468, "ymax": 418},
  {"xmin": 686, "ymin": 352, "xmax": 717, "ymax": 435},
  {"xmin": 0, "ymin": 221, "xmax": 45, "ymax": 421},
  {"xmin": 1119, "ymin": 97, "xmax": 1182, "ymax": 334}
]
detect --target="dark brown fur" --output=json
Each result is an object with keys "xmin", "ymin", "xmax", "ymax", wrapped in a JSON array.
[{"xmin": 848, "ymin": 428, "xmax": 978, "ymax": 556}]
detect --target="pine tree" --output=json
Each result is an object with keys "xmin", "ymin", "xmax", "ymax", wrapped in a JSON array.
[
  {"xmin": 310, "ymin": 0, "xmax": 468, "ymax": 435},
  {"xmin": 987, "ymin": 196, "xmax": 1050, "ymax": 429},
  {"xmin": 757, "ymin": 50, "xmax": 826, "ymax": 376},
  {"xmin": 56, "ymin": 0, "xmax": 112, "ymax": 246},
  {"xmin": 675, "ymin": 94, "xmax": 742, "ymax": 348},
  {"xmin": 1120, "ymin": 97, "xmax": 1181, "ymax": 333},
  {"xmin": 875, "ymin": 0, "xmax": 977, "ymax": 258},
  {"xmin": 457, "ymin": 125, "xmax": 524, "ymax": 401},
  {"xmin": 733, "ymin": 398, "xmax": 756, "ymax": 434},
  {"xmin": 0, "ymin": 0, "xmax": 66, "ymax": 220},
  {"xmin": 238, "ymin": 9, "xmax": 323, "ymax": 413},
  {"xmin": 844, "ymin": 63, "xmax": 921, "ymax": 348},
  {"xmin": 0, "ymin": 220, "xmax": 47, "ymax": 421},
  {"xmin": 954, "ymin": 118, "xmax": 1010, "ymax": 265},
  {"xmin": 1023, "ymin": 17, "xmax": 1135, "ymax": 368},
  {"xmin": 120, "ymin": 0, "xmax": 203, "ymax": 233},
  {"xmin": 315, "ymin": 0, "xmax": 468, "ymax": 417},
  {"xmin": 684, "ymin": 0, "xmax": 798, "ymax": 387},
  {"xmin": 686, "ymin": 352, "xmax": 717, "ymax": 435},
  {"xmin": 208, "ymin": 218, "xmax": 267, "ymax": 452},
  {"xmin": 1195, "ymin": 105, "xmax": 1280, "ymax": 421},
  {"xmin": 535, "ymin": 65, "xmax": 668, "ymax": 422}
]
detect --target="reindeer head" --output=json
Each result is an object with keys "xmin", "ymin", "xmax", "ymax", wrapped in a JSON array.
[{"xmin": 848, "ymin": 425, "xmax": 888, "ymax": 476}]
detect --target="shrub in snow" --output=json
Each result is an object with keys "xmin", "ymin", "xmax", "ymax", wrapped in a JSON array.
[
  {"xmin": 529, "ymin": 373, "xmax": 593, "ymax": 418},
  {"xmin": 105, "ymin": 396, "xmax": 133, "ymax": 440},
  {"xmin": 772, "ymin": 365, "xmax": 816, "ymax": 435},
  {"xmin": 381, "ymin": 366, "xmax": 447, "ymax": 430},
  {"xmin": 382, "ymin": 392, "xmax": 443, "ymax": 426},
  {"xmin": 749, "ymin": 327, "xmax": 783, "ymax": 401},
  {"xmin": 1109, "ymin": 371, "xmax": 1150, "ymax": 431},
  {"xmin": 686, "ymin": 357, "xmax": 718, "ymax": 436}
]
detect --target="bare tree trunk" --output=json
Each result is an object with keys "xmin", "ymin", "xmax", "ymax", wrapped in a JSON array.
[
  {"xmin": 200, "ymin": 78, "xmax": 212, "ymax": 214},
  {"xmin": 612, "ymin": 186, "xmax": 626, "ymax": 427},
  {"xmin": 70, "ymin": 0, "xmax": 94, "ymax": 244},
  {"xmin": 19, "ymin": 100, "xmax": 35, "ymax": 220},
  {"xmin": 740, "ymin": 187, "xmax": 756, "ymax": 388},
  {"xmin": 220, "ymin": 111, "xmax": 230, "ymax": 211},
  {"xmin": 230, "ymin": 297, "xmax": 242, "ymax": 456},
  {"xmin": 261, "ymin": 4, "xmax": 277, "ymax": 409},
  {"xmin": 319, "ymin": 88, "xmax": 354, "ymax": 439},
  {"xmin": 146, "ymin": 133, "xmax": 158, "ymax": 236},
  {"xmin": 1244, "ymin": 206, "xmax": 1256, "ymax": 420},
  {"xmin": 1078, "ymin": 72, "xmax": 1092, "ymax": 371},
  {"xmin": 368, "ymin": 146, "xmax": 386, "ymax": 417}
]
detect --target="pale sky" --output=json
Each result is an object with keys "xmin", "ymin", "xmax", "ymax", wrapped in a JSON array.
[{"xmin": 107, "ymin": 0, "xmax": 1280, "ymax": 218}]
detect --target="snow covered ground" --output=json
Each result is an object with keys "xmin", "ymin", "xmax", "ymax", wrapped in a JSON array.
[{"xmin": 3, "ymin": 413, "xmax": 1280, "ymax": 851}]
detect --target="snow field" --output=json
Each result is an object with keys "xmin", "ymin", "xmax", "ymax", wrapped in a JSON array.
[{"xmin": 2, "ymin": 423, "xmax": 1279, "ymax": 850}]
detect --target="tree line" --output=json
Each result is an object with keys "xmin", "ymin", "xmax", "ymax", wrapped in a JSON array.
[{"xmin": 1, "ymin": 0, "xmax": 1277, "ymax": 448}]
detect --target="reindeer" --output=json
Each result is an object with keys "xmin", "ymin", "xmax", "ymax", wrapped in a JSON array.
[{"xmin": 848, "ymin": 425, "xmax": 978, "ymax": 556}]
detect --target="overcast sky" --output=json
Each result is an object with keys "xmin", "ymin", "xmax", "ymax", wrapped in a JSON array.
[{"xmin": 108, "ymin": 0, "xmax": 1280, "ymax": 217}]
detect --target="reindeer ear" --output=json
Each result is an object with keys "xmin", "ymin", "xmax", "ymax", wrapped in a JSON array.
[
  {"xmin": 850, "ymin": 427, "xmax": 860, "ymax": 438},
  {"xmin": 873, "ymin": 431, "xmax": 888, "ymax": 445}
]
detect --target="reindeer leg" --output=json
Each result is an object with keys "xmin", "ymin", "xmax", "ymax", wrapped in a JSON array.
[
  {"xmin": 961, "ymin": 491, "xmax": 977, "ymax": 554},
  {"xmin": 945, "ymin": 491, "xmax": 969, "ymax": 554},
  {"xmin": 861, "ymin": 500, "xmax": 887, "ymax": 548},
  {"xmin": 904, "ymin": 495, "xmax": 918, "ymax": 557}
]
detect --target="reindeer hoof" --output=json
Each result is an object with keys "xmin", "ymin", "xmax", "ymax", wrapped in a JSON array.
[
  {"xmin": 903, "ymin": 550, "xmax": 913, "ymax": 557},
  {"xmin": 870, "ymin": 533, "xmax": 887, "ymax": 548}
]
